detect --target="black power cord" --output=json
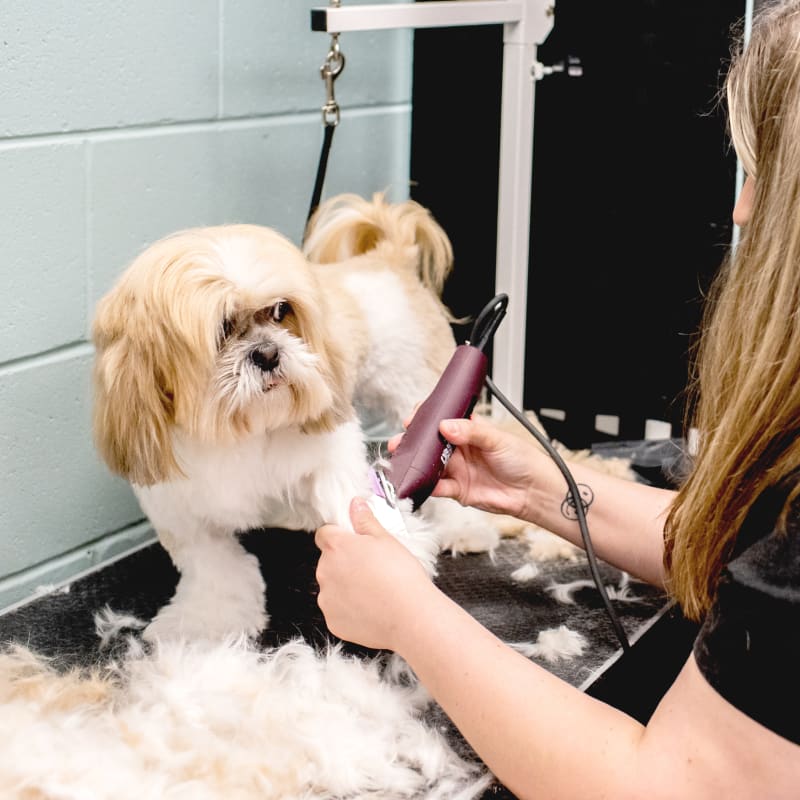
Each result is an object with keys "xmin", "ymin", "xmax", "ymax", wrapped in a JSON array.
[{"xmin": 470, "ymin": 295, "xmax": 631, "ymax": 653}]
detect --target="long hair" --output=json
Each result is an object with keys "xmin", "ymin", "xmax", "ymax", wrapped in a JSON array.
[{"xmin": 665, "ymin": 0, "xmax": 800, "ymax": 620}]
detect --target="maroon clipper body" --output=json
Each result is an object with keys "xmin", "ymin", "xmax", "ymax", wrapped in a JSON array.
[{"xmin": 385, "ymin": 294, "xmax": 508, "ymax": 509}]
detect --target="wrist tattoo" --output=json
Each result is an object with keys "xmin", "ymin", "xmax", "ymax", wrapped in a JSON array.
[{"xmin": 561, "ymin": 484, "xmax": 594, "ymax": 520}]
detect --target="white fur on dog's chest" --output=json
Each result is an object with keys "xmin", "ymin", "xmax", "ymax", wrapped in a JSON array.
[{"xmin": 135, "ymin": 421, "xmax": 370, "ymax": 535}]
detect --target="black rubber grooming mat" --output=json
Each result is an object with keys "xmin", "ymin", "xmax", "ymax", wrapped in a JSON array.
[{"xmin": 0, "ymin": 528, "xmax": 669, "ymax": 798}]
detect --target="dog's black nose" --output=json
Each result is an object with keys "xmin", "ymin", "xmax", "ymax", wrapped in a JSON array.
[{"xmin": 250, "ymin": 344, "xmax": 280, "ymax": 372}]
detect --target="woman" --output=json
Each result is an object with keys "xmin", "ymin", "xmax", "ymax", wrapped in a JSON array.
[{"xmin": 315, "ymin": 2, "xmax": 800, "ymax": 797}]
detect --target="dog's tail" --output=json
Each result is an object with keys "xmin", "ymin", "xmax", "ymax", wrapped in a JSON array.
[{"xmin": 302, "ymin": 191, "xmax": 453, "ymax": 297}]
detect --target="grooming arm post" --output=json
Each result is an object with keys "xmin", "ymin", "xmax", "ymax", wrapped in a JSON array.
[
  {"xmin": 495, "ymin": 2, "xmax": 554, "ymax": 412},
  {"xmin": 310, "ymin": 0, "xmax": 556, "ymax": 412}
]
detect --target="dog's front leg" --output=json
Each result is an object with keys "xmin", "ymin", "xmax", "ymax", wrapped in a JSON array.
[
  {"xmin": 144, "ymin": 525, "xmax": 267, "ymax": 643},
  {"xmin": 310, "ymin": 432, "xmax": 442, "ymax": 576}
]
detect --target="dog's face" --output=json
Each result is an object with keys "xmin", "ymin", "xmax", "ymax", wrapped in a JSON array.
[{"xmin": 92, "ymin": 224, "xmax": 352, "ymax": 486}]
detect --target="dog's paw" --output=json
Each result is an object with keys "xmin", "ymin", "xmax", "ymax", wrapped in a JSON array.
[
  {"xmin": 143, "ymin": 593, "xmax": 269, "ymax": 644},
  {"xmin": 366, "ymin": 494, "xmax": 441, "ymax": 577},
  {"xmin": 144, "ymin": 606, "xmax": 269, "ymax": 644}
]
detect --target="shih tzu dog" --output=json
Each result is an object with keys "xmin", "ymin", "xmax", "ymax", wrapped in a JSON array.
[{"xmin": 91, "ymin": 192, "xmax": 498, "ymax": 643}]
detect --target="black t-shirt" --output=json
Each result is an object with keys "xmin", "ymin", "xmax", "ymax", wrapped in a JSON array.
[{"xmin": 693, "ymin": 479, "xmax": 800, "ymax": 744}]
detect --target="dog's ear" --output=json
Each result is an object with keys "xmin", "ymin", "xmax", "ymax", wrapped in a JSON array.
[{"xmin": 91, "ymin": 292, "xmax": 181, "ymax": 486}]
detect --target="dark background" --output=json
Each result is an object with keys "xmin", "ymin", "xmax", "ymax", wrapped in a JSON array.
[{"xmin": 410, "ymin": 0, "xmax": 746, "ymax": 449}]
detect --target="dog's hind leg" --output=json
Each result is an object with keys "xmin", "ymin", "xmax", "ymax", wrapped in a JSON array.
[{"xmin": 417, "ymin": 496, "xmax": 501, "ymax": 556}]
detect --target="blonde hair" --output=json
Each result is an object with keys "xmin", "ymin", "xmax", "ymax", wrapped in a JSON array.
[{"xmin": 664, "ymin": 0, "xmax": 800, "ymax": 620}]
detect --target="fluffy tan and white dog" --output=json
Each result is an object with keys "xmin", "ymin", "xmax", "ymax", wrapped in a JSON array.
[{"xmin": 92, "ymin": 193, "xmax": 497, "ymax": 643}]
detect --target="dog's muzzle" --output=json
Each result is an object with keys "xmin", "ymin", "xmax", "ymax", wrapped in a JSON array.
[{"xmin": 250, "ymin": 343, "xmax": 280, "ymax": 373}]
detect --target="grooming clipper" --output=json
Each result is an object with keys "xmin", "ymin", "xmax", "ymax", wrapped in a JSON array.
[{"xmin": 385, "ymin": 294, "xmax": 508, "ymax": 509}]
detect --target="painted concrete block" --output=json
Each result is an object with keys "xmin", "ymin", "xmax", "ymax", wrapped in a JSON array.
[
  {"xmin": 222, "ymin": 0, "xmax": 412, "ymax": 118},
  {"xmin": 88, "ymin": 109, "xmax": 410, "ymax": 311},
  {"xmin": 216, "ymin": 109, "xmax": 412, "ymax": 244},
  {"xmin": 322, "ymin": 109, "xmax": 412, "ymax": 222},
  {"xmin": 0, "ymin": 142, "xmax": 87, "ymax": 363},
  {"xmin": 89, "ymin": 127, "xmax": 222, "ymax": 307},
  {"xmin": 0, "ymin": 2, "xmax": 218, "ymax": 138},
  {"xmin": 0, "ymin": 348, "xmax": 144, "ymax": 577}
]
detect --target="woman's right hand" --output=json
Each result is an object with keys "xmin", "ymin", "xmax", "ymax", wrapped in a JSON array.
[{"xmin": 389, "ymin": 414, "xmax": 544, "ymax": 520}]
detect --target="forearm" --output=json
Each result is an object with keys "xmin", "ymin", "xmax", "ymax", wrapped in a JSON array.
[
  {"xmin": 318, "ymin": 496, "xmax": 794, "ymax": 800},
  {"xmin": 395, "ymin": 583, "xmax": 646, "ymax": 800},
  {"xmin": 521, "ymin": 452, "xmax": 675, "ymax": 587}
]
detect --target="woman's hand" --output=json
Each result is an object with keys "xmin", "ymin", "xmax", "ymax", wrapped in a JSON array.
[
  {"xmin": 389, "ymin": 414, "xmax": 544, "ymax": 521},
  {"xmin": 315, "ymin": 497, "xmax": 439, "ymax": 651}
]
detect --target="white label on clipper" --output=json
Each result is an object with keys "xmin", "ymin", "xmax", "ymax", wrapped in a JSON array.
[{"xmin": 441, "ymin": 442, "xmax": 454, "ymax": 467}]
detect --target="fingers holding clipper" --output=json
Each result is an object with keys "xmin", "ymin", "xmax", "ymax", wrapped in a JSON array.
[{"xmin": 440, "ymin": 416, "xmax": 494, "ymax": 449}]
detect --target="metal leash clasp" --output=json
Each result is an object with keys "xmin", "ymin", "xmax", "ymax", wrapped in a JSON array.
[{"xmin": 320, "ymin": 33, "xmax": 345, "ymax": 127}]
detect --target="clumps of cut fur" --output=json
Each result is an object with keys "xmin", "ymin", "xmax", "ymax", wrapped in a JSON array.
[
  {"xmin": 508, "ymin": 625, "xmax": 588, "ymax": 663},
  {"xmin": 546, "ymin": 572, "xmax": 643, "ymax": 605},
  {"xmin": 0, "ymin": 634, "xmax": 492, "ymax": 800},
  {"xmin": 94, "ymin": 604, "xmax": 147, "ymax": 649},
  {"xmin": 510, "ymin": 562, "xmax": 540, "ymax": 583},
  {"xmin": 520, "ymin": 527, "xmax": 584, "ymax": 565}
]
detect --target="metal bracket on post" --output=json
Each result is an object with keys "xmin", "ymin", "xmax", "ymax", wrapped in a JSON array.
[{"xmin": 310, "ymin": 0, "xmax": 557, "ymax": 413}]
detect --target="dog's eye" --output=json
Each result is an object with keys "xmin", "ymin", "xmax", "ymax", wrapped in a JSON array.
[
  {"xmin": 272, "ymin": 301, "xmax": 291, "ymax": 322},
  {"xmin": 254, "ymin": 301, "xmax": 292, "ymax": 326},
  {"xmin": 218, "ymin": 316, "xmax": 236, "ymax": 347}
]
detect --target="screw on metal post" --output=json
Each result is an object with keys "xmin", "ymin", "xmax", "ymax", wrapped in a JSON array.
[
  {"xmin": 320, "ymin": 33, "xmax": 346, "ymax": 127},
  {"xmin": 531, "ymin": 55, "xmax": 583, "ymax": 81}
]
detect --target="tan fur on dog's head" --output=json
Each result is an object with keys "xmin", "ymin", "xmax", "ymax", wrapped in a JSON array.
[{"xmin": 92, "ymin": 225, "xmax": 354, "ymax": 486}]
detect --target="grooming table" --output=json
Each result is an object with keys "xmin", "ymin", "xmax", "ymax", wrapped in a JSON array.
[{"xmin": 0, "ymin": 522, "xmax": 688, "ymax": 799}]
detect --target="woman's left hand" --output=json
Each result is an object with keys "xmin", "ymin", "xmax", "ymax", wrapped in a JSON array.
[{"xmin": 315, "ymin": 497, "xmax": 437, "ymax": 651}]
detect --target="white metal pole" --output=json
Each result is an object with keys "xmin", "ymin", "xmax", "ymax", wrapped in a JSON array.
[{"xmin": 493, "ymin": 2, "xmax": 554, "ymax": 411}]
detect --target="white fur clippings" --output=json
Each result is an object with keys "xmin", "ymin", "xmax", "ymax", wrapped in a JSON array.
[
  {"xmin": 546, "ymin": 572, "xmax": 643, "ymax": 605},
  {"xmin": 508, "ymin": 625, "xmax": 588, "ymax": 663},
  {"xmin": 94, "ymin": 604, "xmax": 148, "ymax": 649},
  {"xmin": 91, "ymin": 192, "xmax": 499, "ymax": 644},
  {"xmin": 0, "ymin": 634, "xmax": 492, "ymax": 799},
  {"xmin": 522, "ymin": 527, "xmax": 584, "ymax": 563},
  {"xmin": 510, "ymin": 562, "xmax": 540, "ymax": 583}
]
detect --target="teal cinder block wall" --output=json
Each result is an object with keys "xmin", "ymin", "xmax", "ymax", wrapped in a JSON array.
[{"xmin": 0, "ymin": 1, "xmax": 413, "ymax": 609}]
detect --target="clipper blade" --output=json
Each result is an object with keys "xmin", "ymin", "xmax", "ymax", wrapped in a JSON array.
[{"xmin": 367, "ymin": 467, "xmax": 409, "ymax": 537}]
